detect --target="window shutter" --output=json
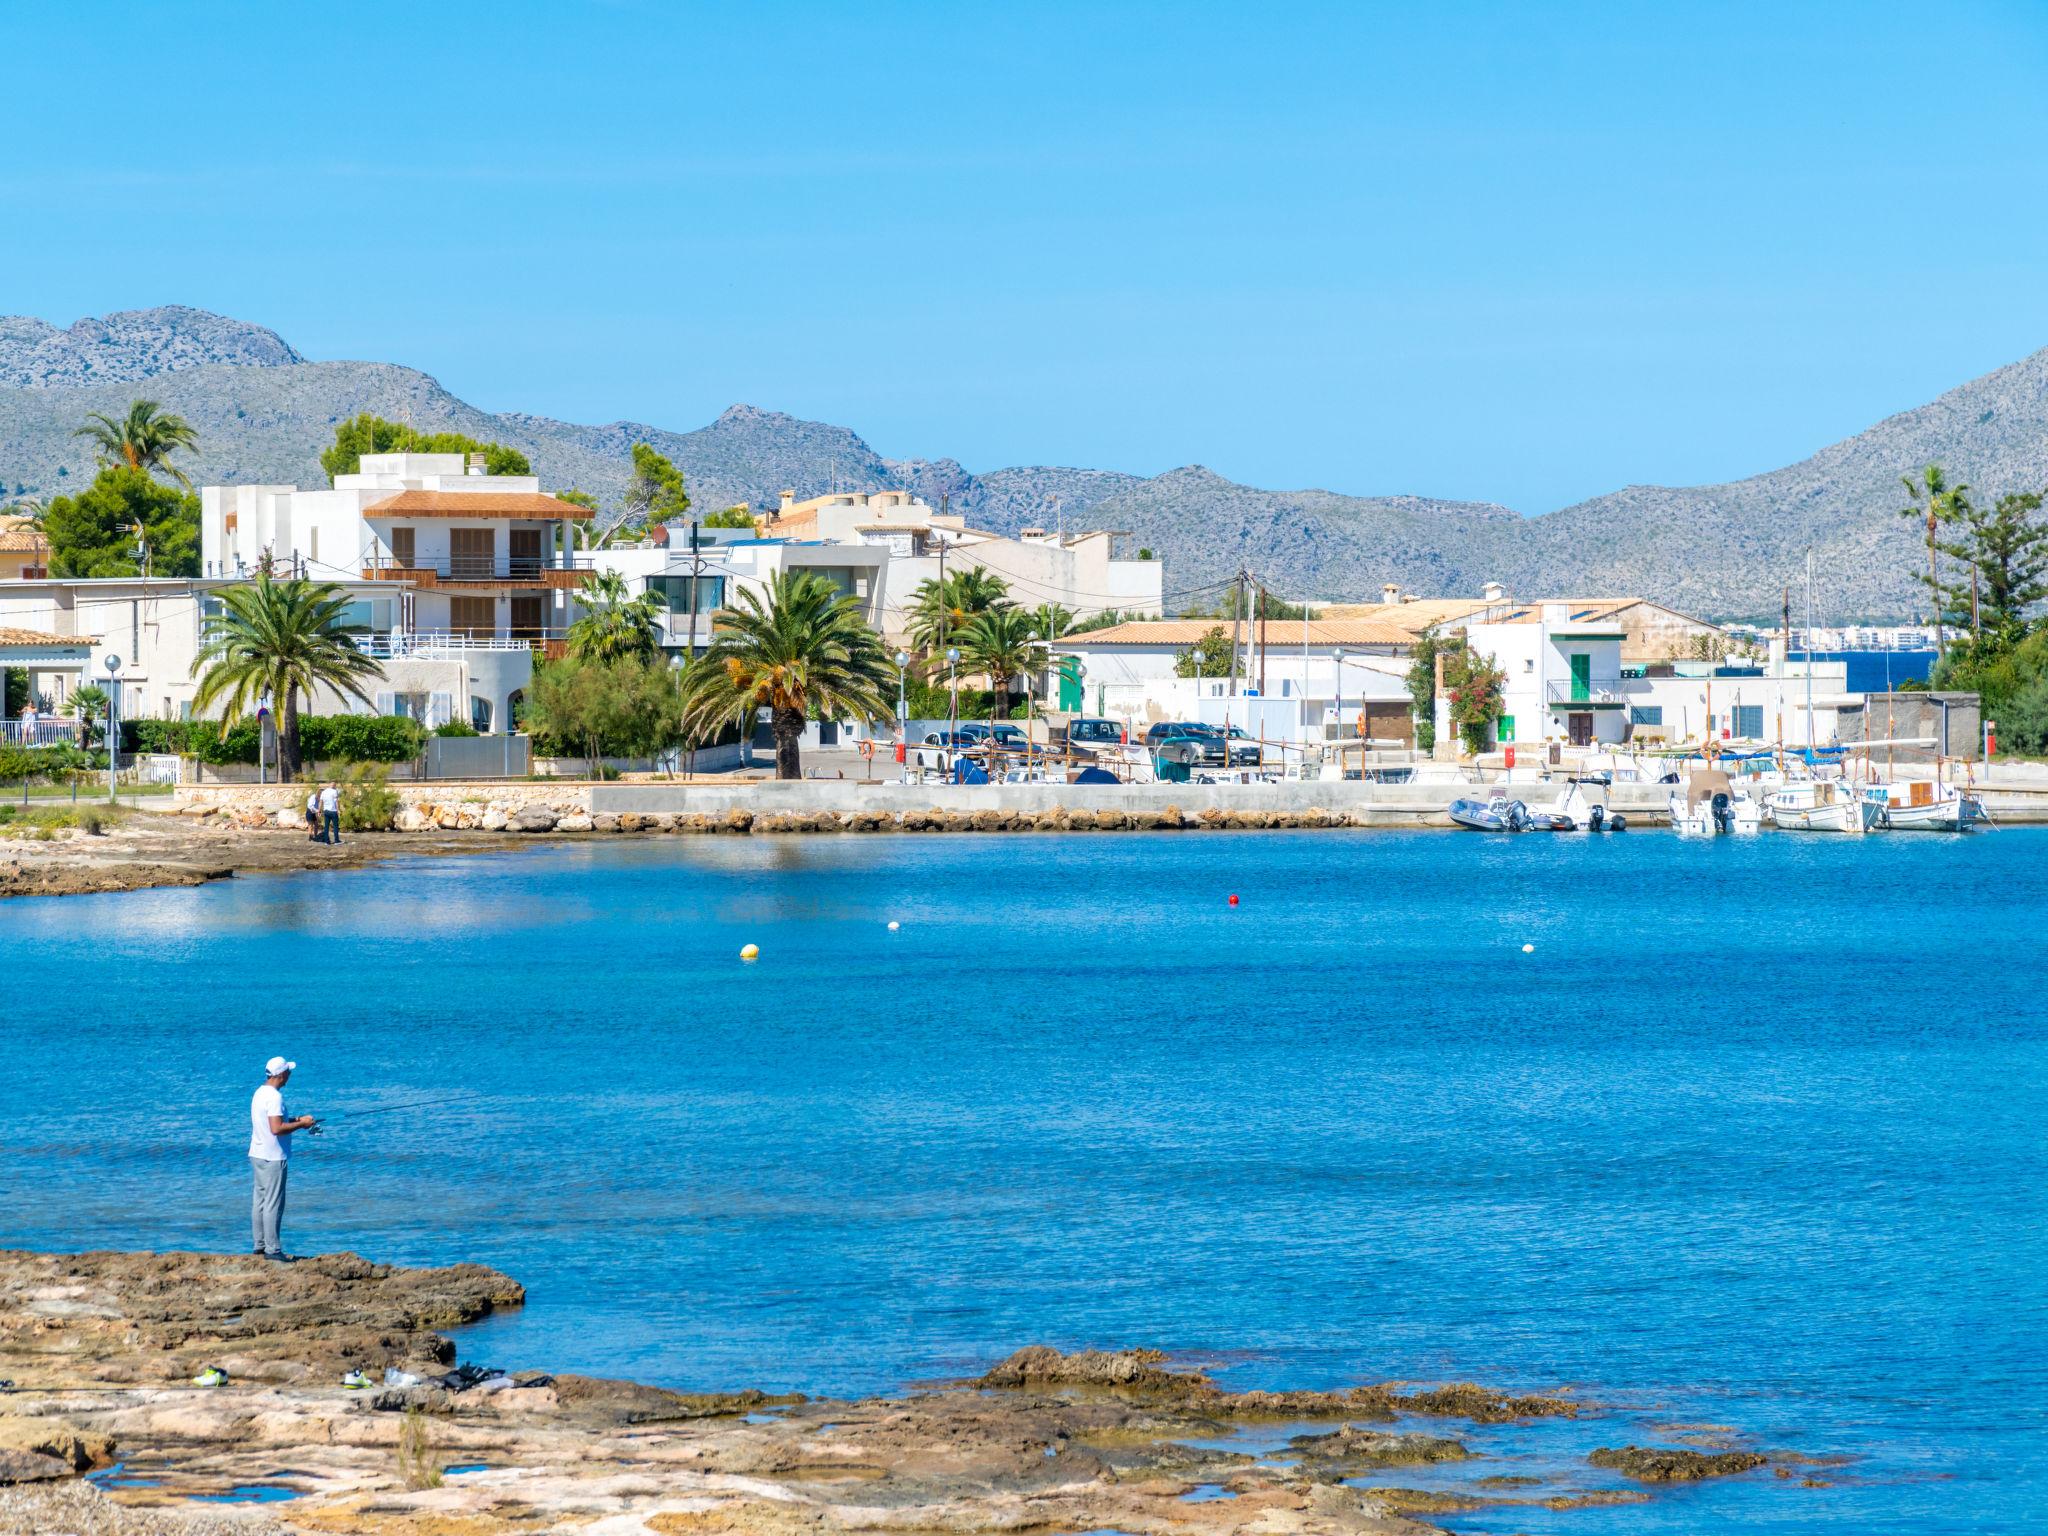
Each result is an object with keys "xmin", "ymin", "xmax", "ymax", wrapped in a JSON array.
[
  {"xmin": 431, "ymin": 692, "xmax": 455, "ymax": 727},
  {"xmin": 377, "ymin": 692, "xmax": 395, "ymax": 716}
]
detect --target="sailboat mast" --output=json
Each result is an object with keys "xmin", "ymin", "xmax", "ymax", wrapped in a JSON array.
[{"xmin": 1804, "ymin": 550, "xmax": 1815, "ymax": 759}]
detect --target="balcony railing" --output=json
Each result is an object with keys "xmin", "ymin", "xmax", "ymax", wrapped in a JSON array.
[
  {"xmin": 1546, "ymin": 678, "xmax": 1628, "ymax": 705},
  {"xmin": 352, "ymin": 631, "xmax": 566, "ymax": 658},
  {"xmin": 0, "ymin": 720, "xmax": 82, "ymax": 746},
  {"xmin": 363, "ymin": 557, "xmax": 568, "ymax": 582}
]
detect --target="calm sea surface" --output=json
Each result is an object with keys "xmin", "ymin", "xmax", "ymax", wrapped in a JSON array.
[{"xmin": 2, "ymin": 830, "xmax": 2043, "ymax": 1531}]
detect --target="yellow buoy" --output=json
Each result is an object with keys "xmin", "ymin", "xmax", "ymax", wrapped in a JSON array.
[{"xmin": 740, "ymin": 943, "xmax": 760, "ymax": 962}]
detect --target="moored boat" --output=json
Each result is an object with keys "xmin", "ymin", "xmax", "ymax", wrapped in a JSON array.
[
  {"xmin": 1670, "ymin": 769, "xmax": 1762, "ymax": 837},
  {"xmin": 1765, "ymin": 776, "xmax": 1871, "ymax": 833},
  {"xmin": 1861, "ymin": 778, "xmax": 1987, "ymax": 831}
]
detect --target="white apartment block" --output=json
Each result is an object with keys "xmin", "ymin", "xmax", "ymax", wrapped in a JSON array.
[
  {"xmin": 199, "ymin": 452, "xmax": 595, "ymax": 731},
  {"xmin": 760, "ymin": 489, "xmax": 1163, "ymax": 634}
]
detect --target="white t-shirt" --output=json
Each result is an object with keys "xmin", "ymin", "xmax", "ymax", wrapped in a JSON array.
[
  {"xmin": 319, "ymin": 787, "xmax": 339, "ymax": 813},
  {"xmin": 250, "ymin": 1083, "xmax": 288, "ymax": 1161}
]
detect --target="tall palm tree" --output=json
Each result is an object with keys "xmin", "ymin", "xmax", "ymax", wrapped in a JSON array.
[
  {"xmin": 1901, "ymin": 465, "xmax": 1970, "ymax": 653},
  {"xmin": 680, "ymin": 570, "xmax": 893, "ymax": 780},
  {"xmin": 567, "ymin": 569, "xmax": 667, "ymax": 662},
  {"xmin": 906, "ymin": 566, "xmax": 1011, "ymax": 656},
  {"xmin": 191, "ymin": 571, "xmax": 383, "ymax": 782},
  {"xmin": 75, "ymin": 400, "xmax": 201, "ymax": 488},
  {"xmin": 960, "ymin": 604, "xmax": 1041, "ymax": 726},
  {"xmin": 1028, "ymin": 602, "xmax": 1074, "ymax": 642}
]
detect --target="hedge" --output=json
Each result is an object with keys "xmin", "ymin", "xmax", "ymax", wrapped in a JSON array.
[
  {"xmin": 128, "ymin": 714, "xmax": 428, "ymax": 764},
  {"xmin": 0, "ymin": 744, "xmax": 103, "ymax": 782}
]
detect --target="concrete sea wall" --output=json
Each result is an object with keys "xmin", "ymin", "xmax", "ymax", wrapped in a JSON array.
[{"xmin": 171, "ymin": 779, "xmax": 1679, "ymax": 833}]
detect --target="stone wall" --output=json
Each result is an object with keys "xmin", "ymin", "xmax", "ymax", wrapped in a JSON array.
[{"xmin": 171, "ymin": 776, "xmax": 1683, "ymax": 833}]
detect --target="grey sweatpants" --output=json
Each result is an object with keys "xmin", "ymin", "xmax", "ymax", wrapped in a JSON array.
[{"xmin": 250, "ymin": 1156, "xmax": 288, "ymax": 1254}]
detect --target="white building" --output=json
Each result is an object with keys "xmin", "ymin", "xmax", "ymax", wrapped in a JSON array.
[
  {"xmin": 1052, "ymin": 618, "xmax": 1417, "ymax": 745},
  {"xmin": 0, "ymin": 576, "xmax": 537, "ymax": 739},
  {"xmin": 760, "ymin": 489, "xmax": 1162, "ymax": 633},
  {"xmin": 199, "ymin": 453, "xmax": 598, "ymax": 732},
  {"xmin": 1454, "ymin": 603, "xmax": 1852, "ymax": 752}
]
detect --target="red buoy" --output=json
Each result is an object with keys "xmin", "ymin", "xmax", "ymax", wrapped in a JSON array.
[{"xmin": 1228, "ymin": 894, "xmax": 1239, "ymax": 906}]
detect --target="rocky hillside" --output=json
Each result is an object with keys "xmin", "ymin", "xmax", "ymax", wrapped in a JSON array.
[
  {"xmin": 0, "ymin": 306, "xmax": 302, "ymax": 389},
  {"xmin": 3, "ymin": 306, "xmax": 2046, "ymax": 618}
]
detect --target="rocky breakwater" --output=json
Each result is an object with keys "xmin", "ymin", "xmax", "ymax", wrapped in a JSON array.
[{"xmin": 0, "ymin": 1252, "xmax": 1825, "ymax": 1536}]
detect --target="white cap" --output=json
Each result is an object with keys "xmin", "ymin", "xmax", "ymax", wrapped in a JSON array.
[{"xmin": 265, "ymin": 1056, "xmax": 297, "ymax": 1077}]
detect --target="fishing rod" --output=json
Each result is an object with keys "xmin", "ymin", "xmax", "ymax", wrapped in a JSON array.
[{"xmin": 305, "ymin": 1093, "xmax": 476, "ymax": 1134}]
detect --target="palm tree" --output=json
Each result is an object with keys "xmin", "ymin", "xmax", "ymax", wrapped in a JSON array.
[
  {"xmin": 680, "ymin": 570, "xmax": 893, "ymax": 780},
  {"xmin": 567, "ymin": 570, "xmax": 667, "ymax": 662},
  {"xmin": 906, "ymin": 567, "xmax": 1012, "ymax": 656},
  {"xmin": 75, "ymin": 400, "xmax": 201, "ymax": 488},
  {"xmin": 1901, "ymin": 465, "xmax": 1970, "ymax": 653},
  {"xmin": 1027, "ymin": 602, "xmax": 1074, "ymax": 642},
  {"xmin": 960, "ymin": 604, "xmax": 1041, "ymax": 726},
  {"xmin": 190, "ymin": 571, "xmax": 383, "ymax": 782}
]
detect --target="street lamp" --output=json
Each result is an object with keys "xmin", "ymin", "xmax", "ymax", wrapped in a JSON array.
[
  {"xmin": 894, "ymin": 649, "xmax": 910, "ymax": 780},
  {"xmin": 100, "ymin": 654, "xmax": 121, "ymax": 802},
  {"xmin": 945, "ymin": 646, "xmax": 961, "ymax": 746}
]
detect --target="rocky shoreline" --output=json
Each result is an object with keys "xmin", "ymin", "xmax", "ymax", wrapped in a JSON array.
[{"xmin": 0, "ymin": 1249, "xmax": 1827, "ymax": 1535}]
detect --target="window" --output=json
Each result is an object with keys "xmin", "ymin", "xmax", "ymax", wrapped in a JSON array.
[
  {"xmin": 1733, "ymin": 704, "xmax": 1764, "ymax": 739},
  {"xmin": 389, "ymin": 527, "xmax": 415, "ymax": 567},
  {"xmin": 1630, "ymin": 705, "xmax": 1663, "ymax": 726},
  {"xmin": 646, "ymin": 575, "xmax": 726, "ymax": 614},
  {"xmin": 1497, "ymin": 715, "xmax": 1515, "ymax": 742}
]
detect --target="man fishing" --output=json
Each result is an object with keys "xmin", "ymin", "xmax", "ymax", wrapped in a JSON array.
[{"xmin": 249, "ymin": 1056, "xmax": 317, "ymax": 1263}]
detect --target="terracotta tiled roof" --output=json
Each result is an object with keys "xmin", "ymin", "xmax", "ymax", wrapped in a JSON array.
[
  {"xmin": 363, "ymin": 491, "xmax": 596, "ymax": 519},
  {"xmin": 0, "ymin": 529, "xmax": 48, "ymax": 552},
  {"xmin": 0, "ymin": 627, "xmax": 86, "ymax": 648},
  {"xmin": 1314, "ymin": 599, "xmax": 1494, "ymax": 631},
  {"xmin": 1059, "ymin": 619, "xmax": 1414, "ymax": 647}
]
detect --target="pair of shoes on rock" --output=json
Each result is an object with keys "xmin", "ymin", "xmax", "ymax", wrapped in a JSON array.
[{"xmin": 261, "ymin": 1251, "xmax": 296, "ymax": 1264}]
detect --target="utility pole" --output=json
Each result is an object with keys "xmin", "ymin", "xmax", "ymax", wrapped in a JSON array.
[{"xmin": 1228, "ymin": 568, "xmax": 1244, "ymax": 699}]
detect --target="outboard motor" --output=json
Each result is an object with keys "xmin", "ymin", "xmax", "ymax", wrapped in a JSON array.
[
  {"xmin": 1588, "ymin": 805, "xmax": 1605, "ymax": 832},
  {"xmin": 1505, "ymin": 800, "xmax": 1529, "ymax": 832},
  {"xmin": 1711, "ymin": 790, "xmax": 1733, "ymax": 833},
  {"xmin": 1608, "ymin": 812, "xmax": 1628, "ymax": 831}
]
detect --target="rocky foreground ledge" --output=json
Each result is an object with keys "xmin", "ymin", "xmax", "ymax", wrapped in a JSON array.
[{"xmin": 0, "ymin": 1251, "xmax": 1825, "ymax": 1534}]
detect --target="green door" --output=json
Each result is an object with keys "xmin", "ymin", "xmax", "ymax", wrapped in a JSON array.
[
  {"xmin": 1569, "ymin": 652, "xmax": 1591, "ymax": 702},
  {"xmin": 1057, "ymin": 658, "xmax": 1083, "ymax": 712}
]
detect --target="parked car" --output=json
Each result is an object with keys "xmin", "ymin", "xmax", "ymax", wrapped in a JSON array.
[
  {"xmin": 1062, "ymin": 717, "xmax": 1126, "ymax": 755},
  {"xmin": 1144, "ymin": 721, "xmax": 1259, "ymax": 767},
  {"xmin": 959, "ymin": 722, "xmax": 1035, "ymax": 754}
]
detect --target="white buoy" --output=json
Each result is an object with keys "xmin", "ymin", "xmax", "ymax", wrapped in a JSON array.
[
  {"xmin": 1521, "ymin": 943, "xmax": 1535, "ymax": 953},
  {"xmin": 887, "ymin": 921, "xmax": 900, "ymax": 932},
  {"xmin": 740, "ymin": 943, "xmax": 760, "ymax": 962}
]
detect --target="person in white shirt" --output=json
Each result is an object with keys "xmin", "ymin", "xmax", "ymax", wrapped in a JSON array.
[
  {"xmin": 250, "ymin": 1056, "xmax": 317, "ymax": 1262},
  {"xmin": 318, "ymin": 783, "xmax": 341, "ymax": 844},
  {"xmin": 305, "ymin": 788, "xmax": 321, "ymax": 842}
]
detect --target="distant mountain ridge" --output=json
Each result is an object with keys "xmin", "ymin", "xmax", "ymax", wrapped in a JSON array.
[{"xmin": 3, "ymin": 305, "xmax": 2046, "ymax": 618}]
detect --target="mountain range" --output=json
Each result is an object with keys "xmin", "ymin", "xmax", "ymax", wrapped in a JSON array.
[{"xmin": 5, "ymin": 305, "xmax": 2047, "ymax": 619}]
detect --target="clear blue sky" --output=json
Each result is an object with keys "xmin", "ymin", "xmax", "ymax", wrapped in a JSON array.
[{"xmin": 7, "ymin": 1, "xmax": 2048, "ymax": 512}]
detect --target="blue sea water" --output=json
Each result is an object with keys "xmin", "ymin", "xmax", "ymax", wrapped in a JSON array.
[{"xmin": 1, "ymin": 830, "xmax": 2043, "ymax": 1531}]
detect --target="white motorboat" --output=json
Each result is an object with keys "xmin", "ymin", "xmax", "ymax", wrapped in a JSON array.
[
  {"xmin": 1553, "ymin": 778, "xmax": 1628, "ymax": 831},
  {"xmin": 1670, "ymin": 768, "xmax": 1762, "ymax": 836},
  {"xmin": 1861, "ymin": 778, "xmax": 1987, "ymax": 831},
  {"xmin": 1765, "ymin": 776, "xmax": 1872, "ymax": 833}
]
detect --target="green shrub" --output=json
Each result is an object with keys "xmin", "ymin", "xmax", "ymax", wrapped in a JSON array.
[
  {"xmin": 0, "ymin": 744, "xmax": 96, "ymax": 782},
  {"xmin": 130, "ymin": 714, "xmax": 427, "ymax": 765},
  {"xmin": 431, "ymin": 720, "xmax": 480, "ymax": 738},
  {"xmin": 338, "ymin": 762, "xmax": 401, "ymax": 831}
]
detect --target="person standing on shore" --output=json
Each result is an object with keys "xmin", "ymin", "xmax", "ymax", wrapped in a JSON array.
[
  {"xmin": 319, "ymin": 782, "xmax": 341, "ymax": 844},
  {"xmin": 305, "ymin": 787, "xmax": 321, "ymax": 842},
  {"xmin": 250, "ymin": 1056, "xmax": 316, "ymax": 1262}
]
